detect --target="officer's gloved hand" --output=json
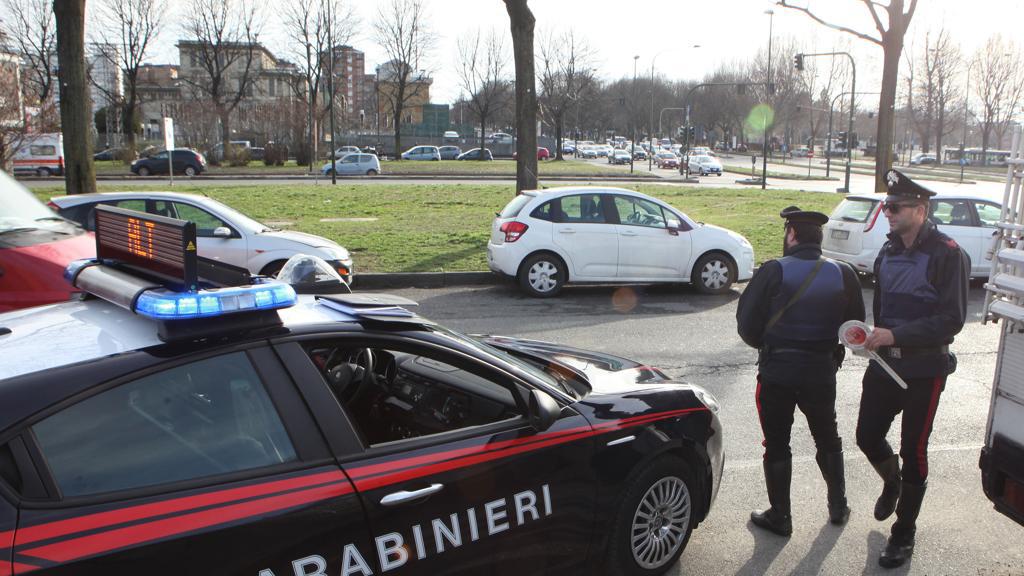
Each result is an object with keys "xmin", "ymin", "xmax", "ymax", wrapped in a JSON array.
[{"xmin": 833, "ymin": 344, "xmax": 846, "ymax": 369}]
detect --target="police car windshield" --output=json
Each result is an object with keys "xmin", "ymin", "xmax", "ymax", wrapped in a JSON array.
[
  {"xmin": 0, "ymin": 171, "xmax": 72, "ymax": 233},
  {"xmin": 431, "ymin": 326, "xmax": 577, "ymax": 399}
]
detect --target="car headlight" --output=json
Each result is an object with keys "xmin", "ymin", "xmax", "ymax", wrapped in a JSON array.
[
  {"xmin": 693, "ymin": 386, "xmax": 721, "ymax": 413},
  {"xmin": 317, "ymin": 246, "xmax": 351, "ymax": 261}
]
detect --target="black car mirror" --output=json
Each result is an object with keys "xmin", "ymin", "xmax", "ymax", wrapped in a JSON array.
[{"xmin": 527, "ymin": 389, "xmax": 560, "ymax": 432}]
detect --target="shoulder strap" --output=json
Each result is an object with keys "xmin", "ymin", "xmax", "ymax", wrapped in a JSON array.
[{"xmin": 764, "ymin": 258, "xmax": 825, "ymax": 332}]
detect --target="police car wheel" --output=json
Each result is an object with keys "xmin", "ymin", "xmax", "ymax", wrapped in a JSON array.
[
  {"xmin": 692, "ymin": 252, "xmax": 735, "ymax": 295},
  {"xmin": 607, "ymin": 457, "xmax": 695, "ymax": 575},
  {"xmin": 518, "ymin": 253, "xmax": 566, "ymax": 298}
]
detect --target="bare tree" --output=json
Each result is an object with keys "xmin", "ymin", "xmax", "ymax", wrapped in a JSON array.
[
  {"xmin": 537, "ymin": 30, "xmax": 594, "ymax": 160},
  {"xmin": 0, "ymin": 51, "xmax": 28, "ymax": 172},
  {"xmin": 974, "ymin": 35, "xmax": 1024, "ymax": 157},
  {"xmin": 373, "ymin": 0, "xmax": 434, "ymax": 160},
  {"xmin": 89, "ymin": 0, "xmax": 167, "ymax": 156},
  {"xmin": 284, "ymin": 0, "xmax": 356, "ymax": 169},
  {"xmin": 2, "ymin": 0, "xmax": 56, "ymax": 107},
  {"xmin": 504, "ymin": 0, "xmax": 538, "ymax": 194},
  {"xmin": 779, "ymin": 0, "xmax": 918, "ymax": 192},
  {"xmin": 179, "ymin": 0, "xmax": 263, "ymax": 152},
  {"xmin": 457, "ymin": 29, "xmax": 510, "ymax": 159},
  {"xmin": 53, "ymin": 0, "xmax": 95, "ymax": 194}
]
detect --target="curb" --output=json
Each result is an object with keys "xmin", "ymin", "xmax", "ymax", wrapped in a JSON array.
[{"xmin": 354, "ymin": 271, "xmax": 503, "ymax": 290}]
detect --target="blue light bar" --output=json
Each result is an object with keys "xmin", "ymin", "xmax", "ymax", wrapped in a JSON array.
[
  {"xmin": 64, "ymin": 259, "xmax": 95, "ymax": 285},
  {"xmin": 134, "ymin": 282, "xmax": 296, "ymax": 320}
]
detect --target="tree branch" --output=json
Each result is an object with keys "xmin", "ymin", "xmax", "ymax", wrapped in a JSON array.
[{"xmin": 777, "ymin": 0, "xmax": 882, "ymax": 45}]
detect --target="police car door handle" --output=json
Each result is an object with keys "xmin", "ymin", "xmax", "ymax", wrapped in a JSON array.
[
  {"xmin": 380, "ymin": 483, "xmax": 444, "ymax": 506},
  {"xmin": 621, "ymin": 230, "xmax": 638, "ymax": 237},
  {"xmin": 558, "ymin": 228, "xmax": 576, "ymax": 234}
]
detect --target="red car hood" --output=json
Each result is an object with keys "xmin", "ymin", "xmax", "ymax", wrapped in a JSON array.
[{"xmin": 0, "ymin": 232, "xmax": 95, "ymax": 312}]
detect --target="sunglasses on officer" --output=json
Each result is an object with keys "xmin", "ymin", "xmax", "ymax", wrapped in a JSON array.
[{"xmin": 882, "ymin": 201, "xmax": 921, "ymax": 214}]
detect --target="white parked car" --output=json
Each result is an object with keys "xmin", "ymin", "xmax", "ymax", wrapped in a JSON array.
[
  {"xmin": 687, "ymin": 154, "xmax": 723, "ymax": 176},
  {"xmin": 321, "ymin": 153, "xmax": 380, "ymax": 176},
  {"xmin": 822, "ymin": 192, "xmax": 1002, "ymax": 278},
  {"xmin": 488, "ymin": 187, "xmax": 755, "ymax": 297},
  {"xmin": 48, "ymin": 191, "xmax": 355, "ymax": 282}
]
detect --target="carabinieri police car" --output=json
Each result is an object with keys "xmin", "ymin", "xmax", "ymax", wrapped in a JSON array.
[{"xmin": 0, "ymin": 206, "xmax": 723, "ymax": 575}]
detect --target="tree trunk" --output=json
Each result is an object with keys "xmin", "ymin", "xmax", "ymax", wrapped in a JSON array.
[
  {"xmin": 479, "ymin": 116, "xmax": 486, "ymax": 157},
  {"xmin": 393, "ymin": 102, "xmax": 403, "ymax": 160},
  {"xmin": 504, "ymin": 0, "xmax": 538, "ymax": 194},
  {"xmin": 874, "ymin": 37, "xmax": 902, "ymax": 192},
  {"xmin": 555, "ymin": 116, "xmax": 563, "ymax": 161},
  {"xmin": 220, "ymin": 109, "xmax": 231, "ymax": 150},
  {"xmin": 935, "ymin": 106, "xmax": 944, "ymax": 158},
  {"xmin": 53, "ymin": 0, "xmax": 95, "ymax": 195}
]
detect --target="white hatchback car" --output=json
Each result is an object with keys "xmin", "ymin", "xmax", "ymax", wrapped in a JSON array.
[
  {"xmin": 822, "ymin": 192, "xmax": 1002, "ymax": 278},
  {"xmin": 488, "ymin": 187, "xmax": 755, "ymax": 297},
  {"xmin": 49, "ymin": 192, "xmax": 355, "ymax": 281}
]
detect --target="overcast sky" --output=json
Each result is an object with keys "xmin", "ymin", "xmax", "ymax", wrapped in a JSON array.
[{"xmin": 143, "ymin": 0, "xmax": 1024, "ymax": 106}]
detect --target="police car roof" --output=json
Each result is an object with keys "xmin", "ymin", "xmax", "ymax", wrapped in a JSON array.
[{"xmin": 0, "ymin": 294, "xmax": 366, "ymax": 381}]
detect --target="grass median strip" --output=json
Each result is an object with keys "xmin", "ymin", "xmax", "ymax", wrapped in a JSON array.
[{"xmin": 35, "ymin": 183, "xmax": 843, "ymax": 273}]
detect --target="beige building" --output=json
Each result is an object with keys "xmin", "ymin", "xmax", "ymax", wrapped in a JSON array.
[{"xmin": 375, "ymin": 60, "xmax": 431, "ymax": 128}]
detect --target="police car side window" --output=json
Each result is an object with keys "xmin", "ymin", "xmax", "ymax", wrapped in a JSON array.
[
  {"xmin": 32, "ymin": 352, "xmax": 297, "ymax": 498},
  {"xmin": 305, "ymin": 343, "xmax": 521, "ymax": 447}
]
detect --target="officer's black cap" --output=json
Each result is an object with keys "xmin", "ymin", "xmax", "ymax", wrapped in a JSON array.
[
  {"xmin": 885, "ymin": 169, "xmax": 936, "ymax": 202},
  {"xmin": 780, "ymin": 205, "xmax": 828, "ymax": 226}
]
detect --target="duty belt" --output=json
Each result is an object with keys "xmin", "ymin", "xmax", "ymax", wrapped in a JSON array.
[
  {"xmin": 761, "ymin": 346, "xmax": 833, "ymax": 356},
  {"xmin": 878, "ymin": 345, "xmax": 949, "ymax": 359}
]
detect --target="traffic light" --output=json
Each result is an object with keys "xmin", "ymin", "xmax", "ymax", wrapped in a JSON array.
[{"xmin": 794, "ymin": 54, "xmax": 804, "ymax": 71}]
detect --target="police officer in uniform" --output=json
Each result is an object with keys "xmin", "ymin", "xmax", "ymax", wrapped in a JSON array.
[
  {"xmin": 857, "ymin": 169, "xmax": 969, "ymax": 568},
  {"xmin": 737, "ymin": 206, "xmax": 866, "ymax": 536}
]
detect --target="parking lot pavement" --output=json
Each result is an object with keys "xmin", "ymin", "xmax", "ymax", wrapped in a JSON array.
[{"xmin": 369, "ymin": 281, "xmax": 1024, "ymax": 575}]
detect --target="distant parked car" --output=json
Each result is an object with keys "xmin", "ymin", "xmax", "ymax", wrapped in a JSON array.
[
  {"xmin": 580, "ymin": 146, "xmax": 598, "ymax": 159},
  {"xmin": 457, "ymin": 148, "xmax": 493, "ymax": 161},
  {"xmin": 609, "ymin": 149, "xmax": 631, "ymax": 165},
  {"xmin": 12, "ymin": 133, "xmax": 63, "ymax": 177},
  {"xmin": 561, "ymin": 142, "xmax": 576, "ymax": 154},
  {"xmin": 248, "ymin": 147, "xmax": 265, "ymax": 161},
  {"xmin": 209, "ymin": 140, "xmax": 251, "ymax": 162},
  {"xmin": 632, "ymin": 147, "xmax": 648, "ymax": 160},
  {"xmin": 439, "ymin": 145, "xmax": 462, "ymax": 160},
  {"xmin": 910, "ymin": 153, "xmax": 937, "ymax": 166},
  {"xmin": 49, "ymin": 191, "xmax": 355, "ymax": 282},
  {"xmin": 655, "ymin": 152, "xmax": 679, "ymax": 169},
  {"xmin": 93, "ymin": 147, "xmax": 127, "ymax": 161},
  {"xmin": 130, "ymin": 149, "xmax": 207, "ymax": 176},
  {"xmin": 332, "ymin": 146, "xmax": 361, "ymax": 159},
  {"xmin": 513, "ymin": 147, "xmax": 551, "ymax": 161},
  {"xmin": 487, "ymin": 132, "xmax": 513, "ymax": 143},
  {"xmin": 687, "ymin": 154, "xmax": 723, "ymax": 176},
  {"xmin": 321, "ymin": 153, "xmax": 380, "ymax": 176},
  {"xmin": 791, "ymin": 146, "xmax": 813, "ymax": 158},
  {"xmin": 443, "ymin": 130, "xmax": 460, "ymax": 140},
  {"xmin": 401, "ymin": 145, "xmax": 441, "ymax": 161}
]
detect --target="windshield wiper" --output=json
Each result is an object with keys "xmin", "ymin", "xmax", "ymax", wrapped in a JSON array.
[
  {"xmin": 840, "ymin": 216, "xmax": 862, "ymax": 222},
  {"xmin": 0, "ymin": 227, "xmax": 37, "ymax": 235}
]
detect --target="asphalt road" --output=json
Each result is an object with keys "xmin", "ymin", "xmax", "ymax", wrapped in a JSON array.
[{"xmin": 367, "ymin": 281, "xmax": 1022, "ymax": 576}]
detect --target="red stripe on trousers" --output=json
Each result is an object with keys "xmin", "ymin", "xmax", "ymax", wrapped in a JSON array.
[
  {"xmin": 917, "ymin": 376, "xmax": 944, "ymax": 480},
  {"xmin": 755, "ymin": 376, "xmax": 767, "ymax": 452}
]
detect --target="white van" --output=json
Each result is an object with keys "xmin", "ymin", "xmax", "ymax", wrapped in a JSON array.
[{"xmin": 12, "ymin": 133, "xmax": 64, "ymax": 177}]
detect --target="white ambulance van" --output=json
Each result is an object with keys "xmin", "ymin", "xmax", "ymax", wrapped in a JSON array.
[
  {"xmin": 12, "ymin": 133, "xmax": 64, "ymax": 177},
  {"xmin": 980, "ymin": 128, "xmax": 1024, "ymax": 527}
]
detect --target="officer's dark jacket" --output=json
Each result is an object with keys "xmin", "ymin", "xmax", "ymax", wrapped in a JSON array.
[
  {"xmin": 871, "ymin": 219, "xmax": 969, "ymax": 377},
  {"xmin": 737, "ymin": 243, "xmax": 865, "ymax": 354}
]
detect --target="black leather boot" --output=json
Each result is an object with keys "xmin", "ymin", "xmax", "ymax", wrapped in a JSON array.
[
  {"xmin": 751, "ymin": 458, "xmax": 793, "ymax": 536},
  {"xmin": 816, "ymin": 451, "xmax": 850, "ymax": 525},
  {"xmin": 879, "ymin": 482, "xmax": 927, "ymax": 568},
  {"xmin": 870, "ymin": 455, "xmax": 901, "ymax": 521}
]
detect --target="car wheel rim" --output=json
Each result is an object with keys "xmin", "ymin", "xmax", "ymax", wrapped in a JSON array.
[
  {"xmin": 701, "ymin": 260, "xmax": 730, "ymax": 290},
  {"xmin": 631, "ymin": 476, "xmax": 691, "ymax": 569},
  {"xmin": 528, "ymin": 261, "xmax": 558, "ymax": 293}
]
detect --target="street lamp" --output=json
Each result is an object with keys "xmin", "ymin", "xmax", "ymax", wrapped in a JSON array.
[
  {"xmin": 797, "ymin": 51, "xmax": 858, "ymax": 192},
  {"xmin": 631, "ymin": 54, "xmax": 639, "ymax": 173},
  {"xmin": 762, "ymin": 8, "xmax": 774, "ymax": 190},
  {"xmin": 960, "ymin": 58, "xmax": 980, "ymax": 183}
]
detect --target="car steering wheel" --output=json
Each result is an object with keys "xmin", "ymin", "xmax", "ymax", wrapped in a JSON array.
[{"xmin": 326, "ymin": 348, "xmax": 377, "ymax": 405}]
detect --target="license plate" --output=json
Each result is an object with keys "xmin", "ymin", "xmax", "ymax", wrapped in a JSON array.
[{"xmin": 831, "ymin": 229, "xmax": 850, "ymax": 240}]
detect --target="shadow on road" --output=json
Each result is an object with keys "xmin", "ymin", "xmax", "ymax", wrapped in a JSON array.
[
  {"xmin": 861, "ymin": 530, "xmax": 912, "ymax": 576},
  {"xmin": 790, "ymin": 520, "xmax": 845, "ymax": 575},
  {"xmin": 735, "ymin": 522, "xmax": 787, "ymax": 575}
]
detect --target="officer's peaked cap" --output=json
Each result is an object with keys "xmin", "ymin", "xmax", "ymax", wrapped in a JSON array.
[
  {"xmin": 884, "ymin": 169, "xmax": 936, "ymax": 202},
  {"xmin": 780, "ymin": 205, "xmax": 828, "ymax": 226}
]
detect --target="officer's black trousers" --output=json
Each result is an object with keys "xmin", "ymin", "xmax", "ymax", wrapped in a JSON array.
[
  {"xmin": 856, "ymin": 368, "xmax": 946, "ymax": 485},
  {"xmin": 755, "ymin": 366, "xmax": 843, "ymax": 462}
]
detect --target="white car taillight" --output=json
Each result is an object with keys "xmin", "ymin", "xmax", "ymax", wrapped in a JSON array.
[{"xmin": 499, "ymin": 221, "xmax": 528, "ymax": 242}]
